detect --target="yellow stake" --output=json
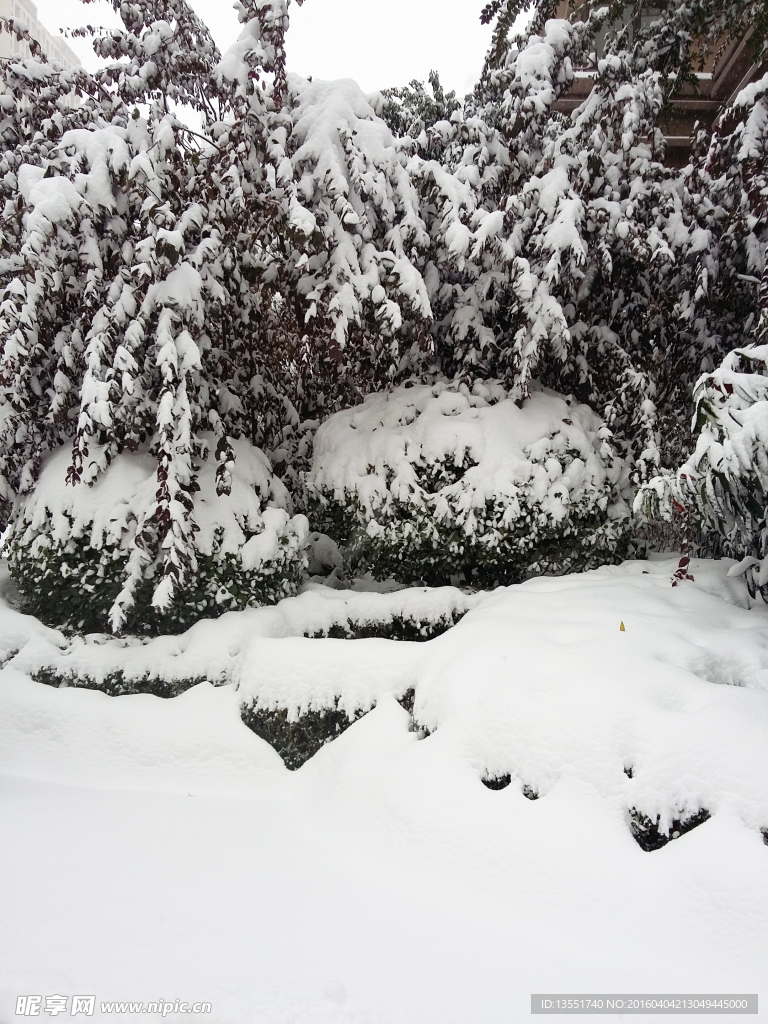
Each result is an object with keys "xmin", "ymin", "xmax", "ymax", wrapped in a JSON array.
[{"xmin": 620, "ymin": 621, "xmax": 626, "ymax": 631}]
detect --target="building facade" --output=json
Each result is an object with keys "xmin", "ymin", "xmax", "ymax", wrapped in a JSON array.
[
  {"xmin": 0, "ymin": 0, "xmax": 80, "ymax": 69},
  {"xmin": 552, "ymin": 1, "xmax": 764, "ymax": 162}
]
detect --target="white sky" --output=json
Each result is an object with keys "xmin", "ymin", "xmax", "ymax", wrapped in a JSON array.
[{"xmin": 34, "ymin": 0, "xmax": 492, "ymax": 96}]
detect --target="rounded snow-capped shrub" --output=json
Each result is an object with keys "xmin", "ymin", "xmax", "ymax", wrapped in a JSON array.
[
  {"xmin": 306, "ymin": 380, "xmax": 631, "ymax": 585},
  {"xmin": 7, "ymin": 436, "xmax": 309, "ymax": 635}
]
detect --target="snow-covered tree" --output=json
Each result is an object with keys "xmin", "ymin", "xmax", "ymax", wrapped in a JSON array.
[
  {"xmin": 398, "ymin": 0, "xmax": 765, "ymax": 484},
  {"xmin": 2, "ymin": 0, "xmax": 767, "ymax": 630},
  {"xmin": 405, "ymin": 11, "xmax": 677, "ymax": 478},
  {"xmin": 0, "ymin": 0, "xmax": 437, "ymax": 631},
  {"xmin": 637, "ymin": 72, "xmax": 768, "ymax": 592},
  {"xmin": 276, "ymin": 73, "xmax": 433, "ymax": 417},
  {"xmin": 379, "ymin": 70, "xmax": 460, "ymax": 145},
  {"xmin": 0, "ymin": 0, "xmax": 311, "ymax": 630}
]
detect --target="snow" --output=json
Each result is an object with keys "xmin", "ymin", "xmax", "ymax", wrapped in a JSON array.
[
  {"xmin": 285, "ymin": 73, "xmax": 432, "ymax": 347},
  {"xmin": 13, "ymin": 434, "xmax": 303, "ymax": 559},
  {"xmin": 18, "ymin": 167, "xmax": 81, "ymax": 228},
  {"xmin": 2, "ymin": 568, "xmax": 480, "ymax": 693},
  {"xmin": 309, "ymin": 379, "xmax": 628, "ymax": 525},
  {"xmin": 1, "ymin": 557, "xmax": 767, "ymax": 1021},
  {"xmin": 641, "ymin": 344, "xmax": 768, "ymax": 594},
  {"xmin": 215, "ymin": 1, "xmax": 279, "ymax": 89},
  {"xmin": 734, "ymin": 71, "xmax": 768, "ymax": 110}
]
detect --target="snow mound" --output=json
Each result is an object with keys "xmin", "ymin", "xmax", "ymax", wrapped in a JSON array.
[
  {"xmin": 235, "ymin": 557, "xmax": 768, "ymax": 833},
  {"xmin": 2, "ymin": 556, "xmax": 767, "ymax": 830},
  {"xmin": 2, "ymin": 555, "xmax": 767, "ymax": 836},
  {"xmin": 14, "ymin": 434, "xmax": 295, "ymax": 558},
  {"xmin": 6, "ymin": 435, "xmax": 309, "ymax": 634},
  {"xmin": 308, "ymin": 379, "xmax": 631, "ymax": 584},
  {"xmin": 414, "ymin": 557, "xmax": 768, "ymax": 836},
  {"xmin": 1, "ymin": 557, "xmax": 768, "ymax": 1020},
  {"xmin": 2, "ymin": 567, "xmax": 480, "ymax": 694}
]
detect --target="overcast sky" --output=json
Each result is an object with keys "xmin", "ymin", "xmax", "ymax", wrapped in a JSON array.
[{"xmin": 34, "ymin": 0, "xmax": 492, "ymax": 97}]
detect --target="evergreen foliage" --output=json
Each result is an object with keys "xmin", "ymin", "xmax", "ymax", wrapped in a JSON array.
[
  {"xmin": 6, "ymin": 437, "xmax": 308, "ymax": 633},
  {"xmin": 399, "ymin": 2, "xmax": 760, "ymax": 481},
  {"xmin": 0, "ymin": 0, "xmax": 433, "ymax": 629},
  {"xmin": 0, "ymin": 0, "xmax": 766, "ymax": 625},
  {"xmin": 307, "ymin": 380, "xmax": 631, "ymax": 585},
  {"xmin": 379, "ymin": 70, "xmax": 460, "ymax": 141},
  {"xmin": 637, "ymin": 73, "xmax": 768, "ymax": 593}
]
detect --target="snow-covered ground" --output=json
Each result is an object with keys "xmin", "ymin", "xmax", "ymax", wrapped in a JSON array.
[{"xmin": 1, "ymin": 557, "xmax": 767, "ymax": 1023}]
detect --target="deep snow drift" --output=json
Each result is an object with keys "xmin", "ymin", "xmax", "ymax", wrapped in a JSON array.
[{"xmin": 1, "ymin": 556, "xmax": 767, "ymax": 1023}]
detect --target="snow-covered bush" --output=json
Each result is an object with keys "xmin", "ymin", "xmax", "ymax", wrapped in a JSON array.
[
  {"xmin": 400, "ymin": 1, "xmax": 766, "ymax": 482},
  {"xmin": 401, "ymin": 12, "xmax": 683, "ymax": 478},
  {"xmin": 8, "ymin": 582, "xmax": 481, "ymax": 700},
  {"xmin": 307, "ymin": 380, "xmax": 631, "ymax": 585},
  {"xmin": 0, "ymin": 0, "xmax": 438, "ymax": 631},
  {"xmin": 240, "ymin": 701, "xmax": 371, "ymax": 770},
  {"xmin": 6, "ymin": 436, "xmax": 308, "ymax": 635},
  {"xmin": 1, "ymin": 0, "xmax": 766, "ymax": 630},
  {"xmin": 637, "ymin": 343, "xmax": 768, "ymax": 598},
  {"xmin": 637, "ymin": 73, "xmax": 768, "ymax": 592}
]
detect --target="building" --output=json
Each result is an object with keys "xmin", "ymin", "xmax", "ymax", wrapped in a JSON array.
[
  {"xmin": 0, "ymin": 0, "xmax": 80, "ymax": 69},
  {"xmin": 552, "ymin": 2, "xmax": 765, "ymax": 163}
]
